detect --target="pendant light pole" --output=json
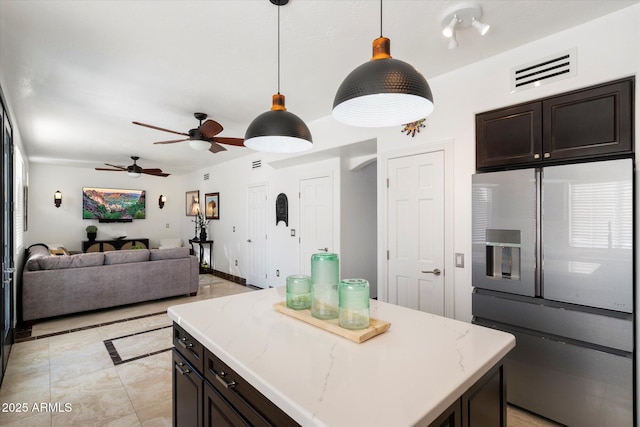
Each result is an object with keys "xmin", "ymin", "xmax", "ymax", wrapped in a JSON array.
[
  {"xmin": 332, "ymin": 0, "xmax": 434, "ymax": 127},
  {"xmin": 244, "ymin": 0, "xmax": 313, "ymax": 153}
]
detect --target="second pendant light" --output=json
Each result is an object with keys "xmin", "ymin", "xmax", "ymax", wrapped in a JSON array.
[
  {"xmin": 244, "ymin": 0, "xmax": 313, "ymax": 153},
  {"xmin": 332, "ymin": 0, "xmax": 434, "ymax": 127}
]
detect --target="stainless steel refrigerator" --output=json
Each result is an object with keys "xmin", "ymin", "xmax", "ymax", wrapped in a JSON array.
[{"xmin": 472, "ymin": 158, "xmax": 634, "ymax": 426}]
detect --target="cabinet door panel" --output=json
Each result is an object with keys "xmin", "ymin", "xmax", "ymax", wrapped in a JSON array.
[
  {"xmin": 476, "ymin": 103, "xmax": 542, "ymax": 169},
  {"xmin": 204, "ymin": 382, "xmax": 251, "ymax": 427},
  {"xmin": 462, "ymin": 364, "xmax": 506, "ymax": 427},
  {"xmin": 173, "ymin": 349, "xmax": 203, "ymax": 427},
  {"xmin": 543, "ymin": 79, "xmax": 633, "ymax": 160}
]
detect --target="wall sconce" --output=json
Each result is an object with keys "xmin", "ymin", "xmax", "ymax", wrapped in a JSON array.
[
  {"xmin": 159, "ymin": 194, "xmax": 166, "ymax": 209},
  {"xmin": 54, "ymin": 190, "xmax": 62, "ymax": 208}
]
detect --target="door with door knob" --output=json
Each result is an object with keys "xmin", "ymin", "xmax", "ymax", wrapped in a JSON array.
[
  {"xmin": 247, "ymin": 184, "xmax": 268, "ymax": 289},
  {"xmin": 387, "ymin": 150, "xmax": 445, "ymax": 316},
  {"xmin": 299, "ymin": 176, "xmax": 334, "ymax": 276}
]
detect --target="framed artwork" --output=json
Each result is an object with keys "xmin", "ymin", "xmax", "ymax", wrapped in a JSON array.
[
  {"xmin": 185, "ymin": 190, "xmax": 200, "ymax": 216},
  {"xmin": 204, "ymin": 192, "xmax": 219, "ymax": 220}
]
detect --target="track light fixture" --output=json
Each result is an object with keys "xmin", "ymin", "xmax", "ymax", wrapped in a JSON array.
[
  {"xmin": 440, "ymin": 2, "xmax": 489, "ymax": 49},
  {"xmin": 448, "ymin": 32, "xmax": 459, "ymax": 50},
  {"xmin": 442, "ymin": 15, "xmax": 460, "ymax": 38},
  {"xmin": 471, "ymin": 17, "xmax": 490, "ymax": 36}
]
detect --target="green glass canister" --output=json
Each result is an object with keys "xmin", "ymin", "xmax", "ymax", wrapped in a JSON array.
[
  {"xmin": 338, "ymin": 278, "xmax": 370, "ymax": 330},
  {"xmin": 310, "ymin": 253, "xmax": 339, "ymax": 320},
  {"xmin": 286, "ymin": 274, "xmax": 311, "ymax": 310}
]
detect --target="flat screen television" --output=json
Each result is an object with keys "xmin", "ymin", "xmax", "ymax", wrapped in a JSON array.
[{"xmin": 82, "ymin": 187, "xmax": 145, "ymax": 221}]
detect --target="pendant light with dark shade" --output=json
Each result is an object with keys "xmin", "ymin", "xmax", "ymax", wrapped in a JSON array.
[
  {"xmin": 332, "ymin": 0, "xmax": 434, "ymax": 127},
  {"xmin": 244, "ymin": 0, "xmax": 312, "ymax": 153}
]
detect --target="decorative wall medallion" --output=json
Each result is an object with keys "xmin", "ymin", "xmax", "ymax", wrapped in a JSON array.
[
  {"xmin": 276, "ymin": 193, "xmax": 288, "ymax": 226},
  {"xmin": 401, "ymin": 118, "xmax": 426, "ymax": 137}
]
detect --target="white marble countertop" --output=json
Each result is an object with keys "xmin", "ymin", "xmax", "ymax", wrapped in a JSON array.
[{"xmin": 168, "ymin": 287, "xmax": 515, "ymax": 427}]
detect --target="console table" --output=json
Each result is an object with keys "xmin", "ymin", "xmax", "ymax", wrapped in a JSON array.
[
  {"xmin": 189, "ymin": 239, "xmax": 213, "ymax": 274},
  {"xmin": 83, "ymin": 238, "xmax": 149, "ymax": 253}
]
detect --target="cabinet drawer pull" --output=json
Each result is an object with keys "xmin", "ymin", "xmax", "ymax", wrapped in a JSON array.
[
  {"xmin": 215, "ymin": 370, "xmax": 237, "ymax": 389},
  {"xmin": 177, "ymin": 339, "xmax": 194, "ymax": 350},
  {"xmin": 175, "ymin": 362, "xmax": 191, "ymax": 376}
]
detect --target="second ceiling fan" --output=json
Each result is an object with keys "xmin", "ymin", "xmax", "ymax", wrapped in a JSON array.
[{"xmin": 133, "ymin": 112, "xmax": 245, "ymax": 154}]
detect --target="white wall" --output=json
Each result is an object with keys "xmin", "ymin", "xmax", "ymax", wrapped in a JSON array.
[
  {"xmin": 27, "ymin": 163, "xmax": 186, "ymax": 251},
  {"xmin": 340, "ymin": 159, "xmax": 377, "ymax": 297},
  {"xmin": 185, "ymin": 150, "xmax": 342, "ymax": 287}
]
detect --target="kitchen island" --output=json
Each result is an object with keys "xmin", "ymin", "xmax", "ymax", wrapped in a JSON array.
[{"xmin": 168, "ymin": 287, "xmax": 515, "ymax": 427}]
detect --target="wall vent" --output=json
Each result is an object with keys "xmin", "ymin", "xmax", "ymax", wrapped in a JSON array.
[
  {"xmin": 203, "ymin": 173, "xmax": 210, "ymax": 181},
  {"xmin": 511, "ymin": 48, "xmax": 576, "ymax": 93},
  {"xmin": 252, "ymin": 160, "xmax": 262, "ymax": 169}
]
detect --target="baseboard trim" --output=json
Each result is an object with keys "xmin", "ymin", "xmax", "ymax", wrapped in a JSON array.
[{"xmin": 212, "ymin": 270, "xmax": 246, "ymax": 286}]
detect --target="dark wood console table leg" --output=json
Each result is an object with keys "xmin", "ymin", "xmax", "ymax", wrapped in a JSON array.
[{"xmin": 189, "ymin": 239, "xmax": 214, "ymax": 274}]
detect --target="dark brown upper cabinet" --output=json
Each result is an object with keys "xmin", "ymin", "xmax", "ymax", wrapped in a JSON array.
[{"xmin": 476, "ymin": 77, "xmax": 633, "ymax": 170}]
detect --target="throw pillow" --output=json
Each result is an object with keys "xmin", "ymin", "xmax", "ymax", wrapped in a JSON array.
[
  {"xmin": 150, "ymin": 247, "xmax": 190, "ymax": 261},
  {"xmin": 50, "ymin": 247, "xmax": 70, "ymax": 256}
]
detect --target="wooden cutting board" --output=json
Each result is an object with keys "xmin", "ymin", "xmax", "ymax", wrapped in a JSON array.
[{"xmin": 273, "ymin": 301, "xmax": 390, "ymax": 343}]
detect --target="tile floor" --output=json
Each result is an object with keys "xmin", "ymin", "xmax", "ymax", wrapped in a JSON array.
[{"xmin": 0, "ymin": 276, "xmax": 560, "ymax": 427}]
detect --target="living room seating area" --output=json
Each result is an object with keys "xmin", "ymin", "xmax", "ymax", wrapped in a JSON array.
[{"xmin": 21, "ymin": 244, "xmax": 199, "ymax": 323}]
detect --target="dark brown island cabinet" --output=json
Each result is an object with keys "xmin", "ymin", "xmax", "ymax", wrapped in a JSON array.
[
  {"xmin": 172, "ymin": 323, "xmax": 298, "ymax": 427},
  {"xmin": 172, "ymin": 322, "xmax": 507, "ymax": 427},
  {"xmin": 476, "ymin": 77, "xmax": 633, "ymax": 170}
]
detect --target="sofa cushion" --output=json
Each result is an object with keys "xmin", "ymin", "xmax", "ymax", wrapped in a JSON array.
[
  {"xmin": 26, "ymin": 244, "xmax": 50, "ymax": 271},
  {"xmin": 150, "ymin": 247, "xmax": 190, "ymax": 261},
  {"xmin": 38, "ymin": 252, "xmax": 104, "ymax": 270},
  {"xmin": 104, "ymin": 249, "xmax": 150, "ymax": 265}
]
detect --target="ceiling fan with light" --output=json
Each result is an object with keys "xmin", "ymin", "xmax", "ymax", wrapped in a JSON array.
[
  {"xmin": 95, "ymin": 156, "xmax": 170, "ymax": 177},
  {"xmin": 133, "ymin": 112, "xmax": 245, "ymax": 153}
]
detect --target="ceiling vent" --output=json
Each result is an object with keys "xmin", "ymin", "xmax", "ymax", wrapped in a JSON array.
[
  {"xmin": 252, "ymin": 160, "xmax": 262, "ymax": 169},
  {"xmin": 203, "ymin": 173, "xmax": 210, "ymax": 181},
  {"xmin": 511, "ymin": 48, "xmax": 576, "ymax": 93}
]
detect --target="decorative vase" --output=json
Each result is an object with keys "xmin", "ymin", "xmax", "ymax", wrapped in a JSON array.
[
  {"xmin": 199, "ymin": 228, "xmax": 207, "ymax": 242},
  {"xmin": 310, "ymin": 253, "xmax": 339, "ymax": 320},
  {"xmin": 338, "ymin": 278, "xmax": 370, "ymax": 330},
  {"xmin": 286, "ymin": 274, "xmax": 311, "ymax": 310},
  {"xmin": 87, "ymin": 232, "xmax": 97, "ymax": 241}
]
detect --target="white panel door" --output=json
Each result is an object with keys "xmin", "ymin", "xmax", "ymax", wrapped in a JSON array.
[
  {"xmin": 387, "ymin": 151, "xmax": 445, "ymax": 315},
  {"xmin": 299, "ymin": 176, "xmax": 333, "ymax": 275},
  {"xmin": 247, "ymin": 184, "xmax": 268, "ymax": 288}
]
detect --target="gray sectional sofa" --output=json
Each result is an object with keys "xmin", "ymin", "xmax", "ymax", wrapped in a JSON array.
[{"xmin": 22, "ymin": 244, "xmax": 199, "ymax": 322}]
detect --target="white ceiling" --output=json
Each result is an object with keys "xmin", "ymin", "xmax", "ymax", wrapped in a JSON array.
[{"xmin": 1, "ymin": 0, "xmax": 637, "ymax": 175}]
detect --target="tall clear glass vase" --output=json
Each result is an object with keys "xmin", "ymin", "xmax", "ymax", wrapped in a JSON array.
[{"xmin": 310, "ymin": 253, "xmax": 339, "ymax": 320}]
